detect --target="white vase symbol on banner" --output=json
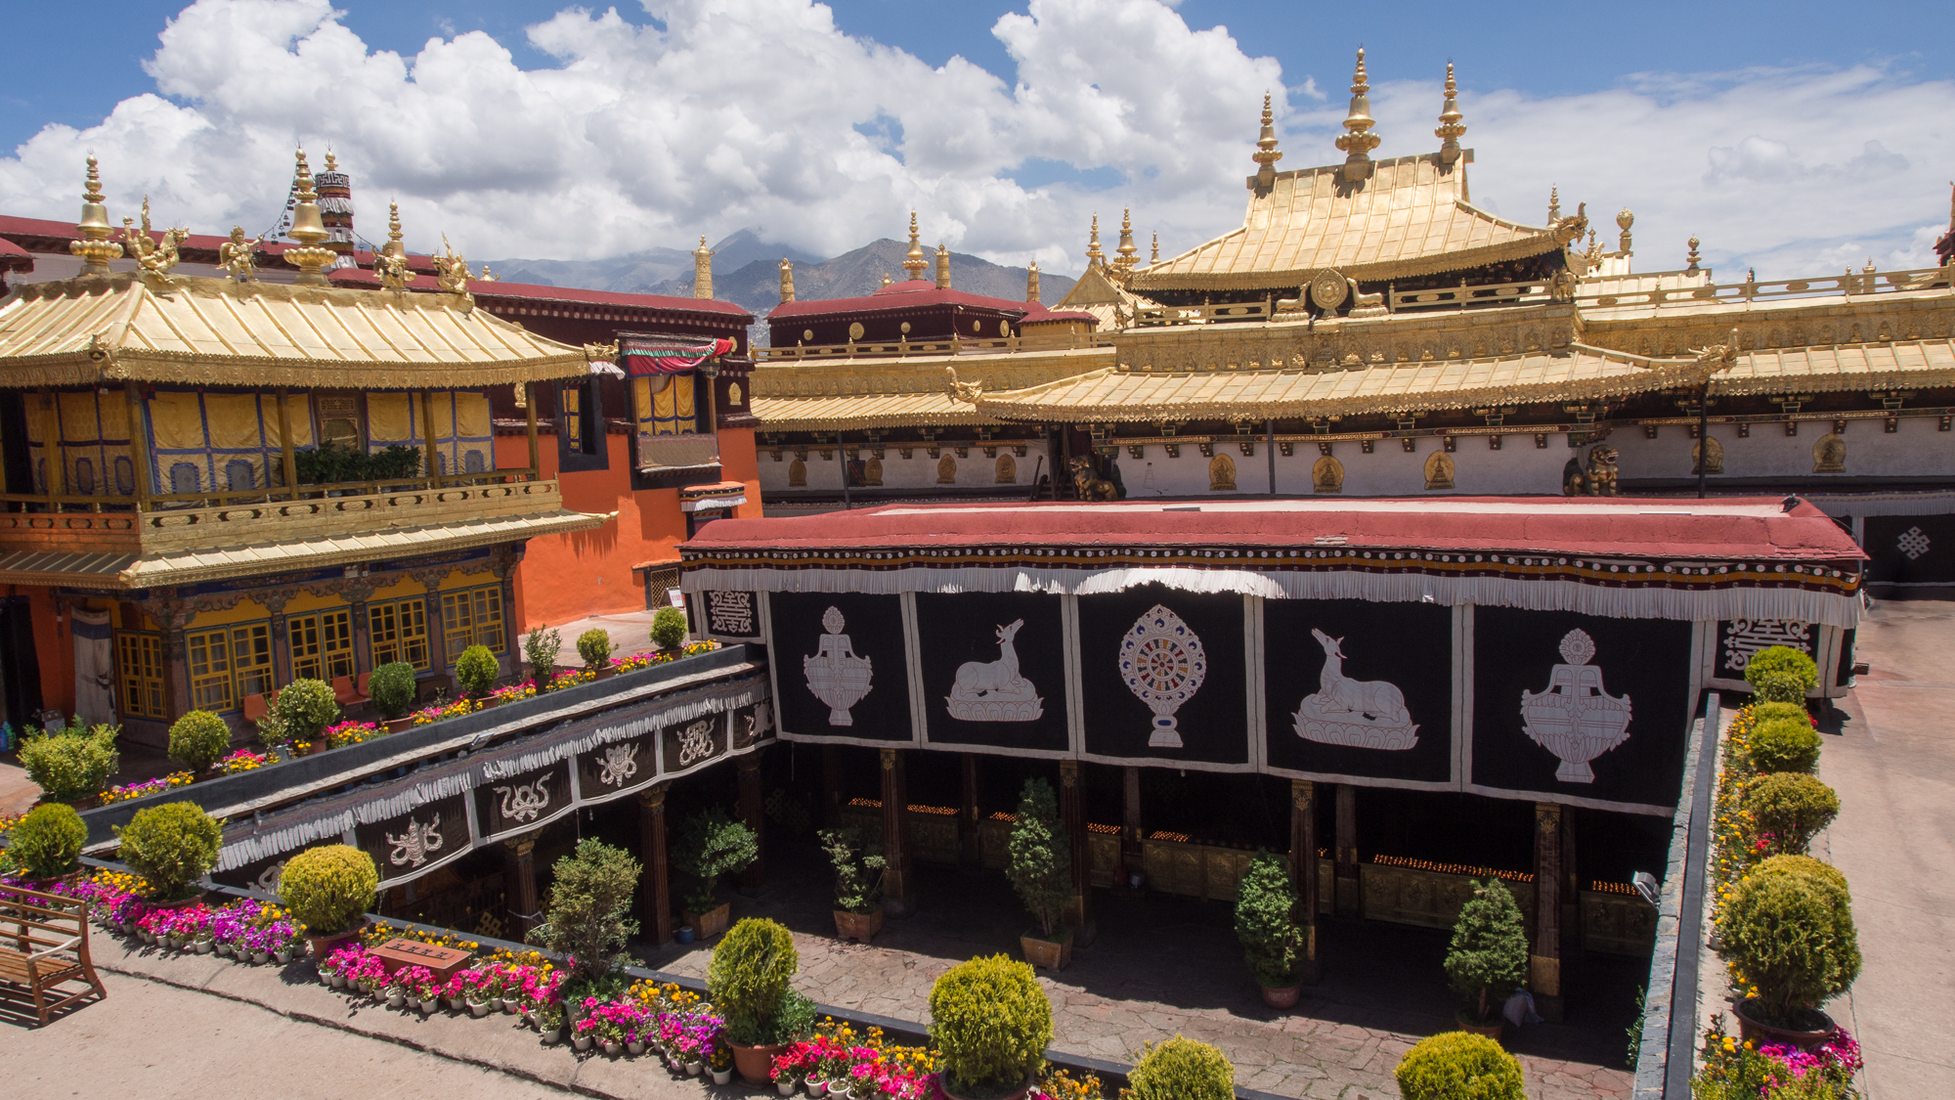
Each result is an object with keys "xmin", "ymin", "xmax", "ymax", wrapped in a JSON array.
[
  {"xmin": 803, "ymin": 605, "xmax": 873, "ymax": 725},
  {"xmin": 1520, "ymin": 629, "xmax": 1634, "ymax": 783},
  {"xmin": 1119, "ymin": 603, "xmax": 1208, "ymax": 749},
  {"xmin": 946, "ymin": 619, "xmax": 1044, "ymax": 722},
  {"xmin": 1293, "ymin": 629, "xmax": 1419, "ymax": 750}
]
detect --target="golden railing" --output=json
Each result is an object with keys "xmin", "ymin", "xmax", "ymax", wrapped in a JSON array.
[
  {"xmin": 1576, "ymin": 264, "xmax": 1953, "ymax": 310},
  {"xmin": 754, "ymin": 329, "xmax": 1113, "ymax": 362}
]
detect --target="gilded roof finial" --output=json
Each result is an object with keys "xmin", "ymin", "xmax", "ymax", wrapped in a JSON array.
[
  {"xmin": 325, "ymin": 150, "xmax": 338, "ymax": 173},
  {"xmin": 70, "ymin": 155, "xmax": 123, "ymax": 275},
  {"xmin": 121, "ymin": 196, "xmax": 187, "ymax": 279},
  {"xmin": 1086, "ymin": 214, "xmax": 1104, "ymax": 269},
  {"xmin": 375, "ymin": 202, "xmax": 411, "ymax": 290},
  {"xmin": 435, "ymin": 234, "xmax": 474, "ymax": 310},
  {"xmin": 902, "ymin": 211, "xmax": 927, "ymax": 280},
  {"xmin": 1547, "ymin": 185, "xmax": 1561, "ymax": 225},
  {"xmin": 281, "ymin": 148, "xmax": 337, "ymax": 285},
  {"xmin": 1616, "ymin": 208, "xmax": 1634, "ymax": 255},
  {"xmin": 935, "ymin": 242, "xmax": 952, "ymax": 289},
  {"xmin": 1434, "ymin": 61, "xmax": 1465, "ymax": 168},
  {"xmin": 383, "ymin": 201, "xmax": 405, "ymax": 259},
  {"xmin": 693, "ymin": 234, "xmax": 714, "ymax": 300},
  {"xmin": 1026, "ymin": 259, "xmax": 1041, "ymax": 304},
  {"xmin": 1151, "ymin": 232, "xmax": 1160, "ymax": 265},
  {"xmin": 880, "ymin": 272, "xmax": 892, "ymax": 287},
  {"xmin": 779, "ymin": 258, "xmax": 796, "ymax": 304},
  {"xmin": 1335, "ymin": 47, "xmax": 1380, "ymax": 183},
  {"xmin": 1114, "ymin": 208, "xmax": 1138, "ymax": 280},
  {"xmin": 219, "ymin": 226, "xmax": 261, "ymax": 281},
  {"xmin": 1685, "ymin": 236, "xmax": 1702, "ymax": 274},
  {"xmin": 1252, "ymin": 91, "xmax": 1283, "ymax": 191}
]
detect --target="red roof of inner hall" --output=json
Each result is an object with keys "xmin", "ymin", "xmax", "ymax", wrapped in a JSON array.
[{"xmin": 768, "ymin": 278, "xmax": 1033, "ymax": 321}]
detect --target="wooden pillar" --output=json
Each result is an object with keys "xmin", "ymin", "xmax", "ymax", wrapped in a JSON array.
[
  {"xmin": 1532, "ymin": 802, "xmax": 1565, "ymax": 1022},
  {"xmin": 821, "ymin": 745, "xmax": 844, "ymax": 827},
  {"xmin": 274, "ymin": 388, "xmax": 298, "ymax": 497},
  {"xmin": 347, "ymin": 591, "xmax": 373, "ymax": 677},
  {"xmin": 1120, "ymin": 765, "xmax": 1143, "ymax": 888},
  {"xmin": 958, "ymin": 755, "xmax": 981, "ymax": 867},
  {"xmin": 523, "ymin": 382, "xmax": 540, "ymax": 480},
  {"xmin": 880, "ymin": 748, "xmax": 911, "ymax": 916},
  {"xmin": 420, "ymin": 390, "xmax": 440, "ymax": 482},
  {"xmin": 266, "ymin": 602, "xmax": 293, "ymax": 689},
  {"xmin": 638, "ymin": 785, "xmax": 673, "ymax": 945},
  {"xmin": 736, "ymin": 751, "xmax": 765, "ymax": 892},
  {"xmin": 502, "ymin": 837, "xmax": 540, "ymax": 938},
  {"xmin": 1333, "ymin": 783, "xmax": 1360, "ymax": 917},
  {"xmin": 1289, "ymin": 779, "xmax": 1322, "ymax": 982},
  {"xmin": 1058, "ymin": 759, "xmax": 1092, "ymax": 941},
  {"xmin": 1561, "ymin": 807, "xmax": 1581, "ymax": 955},
  {"xmin": 125, "ymin": 383, "xmax": 152, "ymax": 510}
]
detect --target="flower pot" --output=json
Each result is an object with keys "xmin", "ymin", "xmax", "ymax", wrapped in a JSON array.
[
  {"xmin": 602, "ymin": 1040, "xmax": 622, "ymax": 1057},
  {"xmin": 469, "ymin": 1000, "xmax": 491, "ymax": 1018},
  {"xmin": 1455, "ymin": 1012, "xmax": 1503, "ymax": 1039},
  {"xmin": 384, "ymin": 716, "xmax": 416, "ymax": 734},
  {"xmin": 573, "ymin": 1034, "xmax": 594, "ymax": 1052},
  {"xmin": 276, "ymin": 947, "xmax": 295, "ymax": 964},
  {"xmin": 500, "ymin": 997, "xmax": 517, "ymax": 1014},
  {"xmin": 712, "ymin": 1068, "xmax": 733, "ymax": 1085},
  {"xmin": 686, "ymin": 901, "xmax": 732, "ymax": 940},
  {"xmin": 419, "ymin": 997, "xmax": 438, "ymax": 1015},
  {"xmin": 732, "ymin": 1041, "xmax": 790, "ymax": 1085},
  {"xmin": 1733, "ymin": 998, "xmax": 1838, "ymax": 1051},
  {"xmin": 443, "ymin": 996, "xmax": 462, "ymax": 1012},
  {"xmin": 777, "ymin": 1081, "xmax": 799, "ymax": 1096},
  {"xmin": 833, "ymin": 907, "xmax": 884, "ymax": 943},
  {"xmin": 250, "ymin": 950, "xmax": 271, "ymax": 965},
  {"xmin": 686, "ymin": 1061, "xmax": 703, "ymax": 1076},
  {"xmin": 674, "ymin": 926, "xmax": 696, "ymax": 945},
  {"xmin": 804, "ymin": 1076, "xmax": 828, "ymax": 1096},
  {"xmin": 827, "ymin": 1086, "xmax": 852, "ymax": 1100},
  {"xmin": 385, "ymin": 991, "xmax": 407, "ymax": 1009},
  {"xmin": 306, "ymin": 926, "xmax": 363, "ymax": 964},
  {"xmin": 1259, "ymin": 982, "xmax": 1302, "ymax": 1009},
  {"xmin": 937, "ymin": 1079, "xmax": 1031, "ymax": 1100},
  {"xmin": 627, "ymin": 1040, "xmax": 646, "ymax": 1057},
  {"xmin": 192, "ymin": 939, "xmax": 212, "ymax": 955},
  {"xmin": 330, "ymin": 973, "xmax": 348, "ymax": 990},
  {"xmin": 1019, "ymin": 930, "xmax": 1073, "ymax": 970},
  {"xmin": 541, "ymin": 1028, "xmax": 564, "ymax": 1046}
]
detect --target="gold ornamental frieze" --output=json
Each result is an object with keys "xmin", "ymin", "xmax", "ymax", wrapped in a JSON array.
[
  {"xmin": 1583, "ymin": 292, "xmax": 1955, "ymax": 359},
  {"xmin": 1114, "ymin": 301, "xmax": 1581, "ymax": 376}
]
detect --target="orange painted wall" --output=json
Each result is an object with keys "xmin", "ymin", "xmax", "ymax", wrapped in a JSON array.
[{"xmin": 499, "ymin": 427, "xmax": 762, "ymax": 631}]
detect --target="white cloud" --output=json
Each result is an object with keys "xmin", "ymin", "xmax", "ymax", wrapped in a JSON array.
[{"xmin": 0, "ymin": 0, "xmax": 1948, "ymax": 282}]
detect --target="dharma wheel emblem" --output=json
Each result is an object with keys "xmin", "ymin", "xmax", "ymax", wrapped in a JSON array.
[
  {"xmin": 1118, "ymin": 603, "xmax": 1207, "ymax": 749},
  {"xmin": 1520, "ymin": 629, "xmax": 1634, "ymax": 783},
  {"xmin": 803, "ymin": 606, "xmax": 873, "ymax": 726}
]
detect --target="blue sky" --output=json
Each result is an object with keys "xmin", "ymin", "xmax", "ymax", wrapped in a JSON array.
[{"xmin": 2, "ymin": 1, "xmax": 1951, "ymax": 276}]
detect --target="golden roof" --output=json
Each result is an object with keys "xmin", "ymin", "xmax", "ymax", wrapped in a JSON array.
[
  {"xmin": 973, "ymin": 344, "xmax": 1718, "ymax": 424},
  {"xmin": 750, "ymin": 391, "xmax": 1000, "ymax": 433},
  {"xmin": 1134, "ymin": 151, "xmax": 1566, "ymax": 292},
  {"xmin": 749, "ymin": 347, "xmax": 1109, "ymax": 432},
  {"xmin": 0, "ymin": 273, "xmax": 601, "ymax": 390},
  {"xmin": 1712, "ymin": 339, "xmax": 1955, "ymax": 397}
]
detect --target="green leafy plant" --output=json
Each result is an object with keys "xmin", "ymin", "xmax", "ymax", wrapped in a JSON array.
[
  {"xmin": 707, "ymin": 917, "xmax": 802, "ymax": 1045},
  {"xmin": 928, "ymin": 954, "xmax": 1052, "ymax": 1097},
  {"xmin": 1748, "ymin": 717, "xmax": 1822, "ymax": 775},
  {"xmin": 651, "ymin": 606, "xmax": 689, "ymax": 650},
  {"xmin": 1444, "ymin": 878, "xmax": 1530, "ymax": 1025},
  {"xmin": 1234, "ymin": 850, "xmax": 1303, "ymax": 987},
  {"xmin": 279, "ymin": 843, "xmax": 380, "ymax": 934},
  {"xmin": 18, "ymin": 721, "xmax": 119, "ymax": 803},
  {"xmin": 1127, "ymin": 1035, "xmax": 1235, "ymax": 1100},
  {"xmin": 115, "ymin": 801, "xmax": 222, "ymax": 902},
  {"xmin": 1007, "ymin": 776, "xmax": 1070, "ymax": 941},
  {"xmin": 1720, "ymin": 857, "xmax": 1860, "ymax": 1027},
  {"xmin": 368, "ymin": 661, "xmax": 418, "ymax": 719},
  {"xmin": 1749, "ymin": 701, "xmax": 1811, "ymax": 728},
  {"xmin": 266, "ymin": 678, "xmax": 341, "ymax": 746},
  {"xmin": 529, "ymin": 838, "xmax": 642, "ymax": 984},
  {"xmin": 8, "ymin": 803, "xmax": 87, "ymax": 880},
  {"xmin": 1744, "ymin": 646, "xmax": 1818, "ymax": 703},
  {"xmin": 524, "ymin": 625, "xmax": 563, "ymax": 682},
  {"xmin": 167, "ymin": 710, "xmax": 234, "ymax": 773},
  {"xmin": 454, "ymin": 644, "xmax": 501, "ymax": 698},
  {"xmin": 575, "ymin": 628, "xmax": 612, "ymax": 670},
  {"xmin": 673, "ymin": 809, "xmax": 757, "ymax": 914},
  {"xmin": 1743, "ymin": 773, "xmax": 1840, "ymax": 856},
  {"xmin": 819, "ymin": 826, "xmax": 886, "ymax": 914},
  {"xmin": 1394, "ymin": 1031, "xmax": 1526, "ymax": 1100},
  {"xmin": 294, "ymin": 440, "xmax": 428, "ymax": 486}
]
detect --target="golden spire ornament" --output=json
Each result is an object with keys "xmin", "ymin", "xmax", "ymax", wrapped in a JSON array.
[
  {"xmin": 281, "ymin": 148, "xmax": 338, "ymax": 285},
  {"xmin": 1252, "ymin": 92, "xmax": 1283, "ymax": 191},
  {"xmin": 1114, "ymin": 208, "xmax": 1138, "ymax": 280},
  {"xmin": 1026, "ymin": 259, "xmax": 1040, "ymax": 303},
  {"xmin": 1151, "ymin": 232, "xmax": 1160, "ymax": 265},
  {"xmin": 902, "ymin": 210, "xmax": 927, "ymax": 280},
  {"xmin": 1616, "ymin": 208, "xmax": 1635, "ymax": 255},
  {"xmin": 693, "ymin": 235, "xmax": 714, "ymax": 299},
  {"xmin": 779, "ymin": 258, "xmax": 796, "ymax": 303},
  {"xmin": 1434, "ymin": 61, "xmax": 1466, "ymax": 167},
  {"xmin": 374, "ymin": 201, "xmax": 411, "ymax": 289},
  {"xmin": 935, "ymin": 242, "xmax": 952, "ymax": 289},
  {"xmin": 70, "ymin": 156, "xmax": 123, "ymax": 275},
  {"xmin": 1335, "ymin": 47, "xmax": 1381, "ymax": 182},
  {"xmin": 1548, "ymin": 185, "xmax": 1561, "ymax": 224},
  {"xmin": 1086, "ymin": 214, "xmax": 1104, "ymax": 269},
  {"xmin": 1686, "ymin": 236, "xmax": 1702, "ymax": 274}
]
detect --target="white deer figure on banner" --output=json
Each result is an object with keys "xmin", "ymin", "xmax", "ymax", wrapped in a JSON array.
[
  {"xmin": 946, "ymin": 618, "xmax": 1044, "ymax": 722},
  {"xmin": 1306, "ymin": 628, "xmax": 1411, "ymax": 727}
]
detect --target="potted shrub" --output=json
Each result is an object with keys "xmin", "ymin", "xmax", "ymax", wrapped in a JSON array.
[
  {"xmin": 651, "ymin": 605, "xmax": 689, "ymax": 653},
  {"xmin": 1443, "ymin": 878, "xmax": 1529, "ymax": 1037},
  {"xmin": 1233, "ymin": 850, "xmax": 1304, "ymax": 1007},
  {"xmin": 1720, "ymin": 856, "xmax": 1860, "ymax": 1046},
  {"xmin": 535, "ymin": 1000, "xmax": 566, "ymax": 1045},
  {"xmin": 17, "ymin": 720, "xmax": 119, "ymax": 804},
  {"xmin": 368, "ymin": 661, "xmax": 419, "ymax": 728},
  {"xmin": 576, "ymin": 628, "xmax": 614, "ymax": 674},
  {"xmin": 264, "ymin": 678, "xmax": 341, "ymax": 752},
  {"xmin": 819, "ymin": 825, "xmax": 886, "ymax": 942},
  {"xmin": 167, "ymin": 709, "xmax": 234, "ymax": 775},
  {"xmin": 1006, "ymin": 777, "xmax": 1072, "ymax": 969},
  {"xmin": 528, "ymin": 838, "xmax": 641, "ymax": 989},
  {"xmin": 1744, "ymin": 645, "xmax": 1819, "ymax": 705},
  {"xmin": 454, "ymin": 644, "xmax": 501, "ymax": 700},
  {"xmin": 1394, "ymin": 1031, "xmax": 1526, "ymax": 1100},
  {"xmin": 1742, "ymin": 773, "xmax": 1840, "ymax": 856},
  {"xmin": 709, "ymin": 917, "xmax": 814, "ymax": 1083},
  {"xmin": 929, "ymin": 954, "xmax": 1052, "ymax": 1100},
  {"xmin": 8, "ymin": 803, "xmax": 87, "ymax": 883},
  {"xmin": 674, "ymin": 809, "xmax": 757, "ymax": 939},
  {"xmin": 1747, "ymin": 717, "xmax": 1822, "ymax": 775},
  {"xmin": 1127, "ymin": 1035, "xmax": 1235, "ymax": 1100},
  {"xmin": 115, "ymin": 800, "xmax": 222, "ymax": 904},
  {"xmin": 524, "ymin": 625, "xmax": 563, "ymax": 683},
  {"xmin": 280, "ymin": 843, "xmax": 380, "ymax": 959}
]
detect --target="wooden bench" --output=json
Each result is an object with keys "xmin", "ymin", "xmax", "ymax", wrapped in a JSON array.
[{"xmin": 0, "ymin": 882, "xmax": 107, "ymax": 1025}]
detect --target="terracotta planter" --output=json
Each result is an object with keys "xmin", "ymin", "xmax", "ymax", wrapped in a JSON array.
[
  {"xmin": 938, "ymin": 1077, "xmax": 1033, "ymax": 1100},
  {"xmin": 833, "ymin": 907, "xmax": 884, "ymax": 943},
  {"xmin": 1259, "ymin": 982, "xmax": 1302, "ymax": 1009},
  {"xmin": 306, "ymin": 926, "xmax": 364, "ymax": 965},
  {"xmin": 1733, "ymin": 998, "xmax": 1838, "ymax": 1050},
  {"xmin": 687, "ymin": 901, "xmax": 732, "ymax": 940},
  {"xmin": 1455, "ymin": 1012, "xmax": 1503, "ymax": 1039},
  {"xmin": 731, "ymin": 1041, "xmax": 789, "ymax": 1085},
  {"xmin": 1019, "ymin": 930, "xmax": 1073, "ymax": 970},
  {"xmin": 384, "ymin": 716, "xmax": 416, "ymax": 734}
]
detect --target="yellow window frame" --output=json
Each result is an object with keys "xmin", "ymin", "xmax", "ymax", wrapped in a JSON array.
[{"xmin": 115, "ymin": 631, "xmax": 167, "ymax": 720}]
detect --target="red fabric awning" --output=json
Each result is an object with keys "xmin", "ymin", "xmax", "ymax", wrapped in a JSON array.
[{"xmin": 620, "ymin": 338, "xmax": 735, "ymax": 376}]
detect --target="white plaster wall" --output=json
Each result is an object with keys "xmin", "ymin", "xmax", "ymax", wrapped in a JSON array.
[
  {"xmin": 1113, "ymin": 434, "xmax": 1578, "ymax": 498},
  {"xmin": 757, "ymin": 448, "xmax": 1031, "ymax": 494},
  {"xmin": 1611, "ymin": 417, "xmax": 1955, "ymax": 481}
]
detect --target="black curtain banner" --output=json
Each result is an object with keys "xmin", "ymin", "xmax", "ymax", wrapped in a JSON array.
[
  {"xmin": 1077, "ymin": 586, "xmax": 1249, "ymax": 767},
  {"xmin": 1865, "ymin": 514, "xmax": 1953, "ymax": 586},
  {"xmin": 916, "ymin": 591, "xmax": 1070, "ymax": 753},
  {"xmin": 354, "ymin": 792, "xmax": 473, "ymax": 886},
  {"xmin": 474, "ymin": 759, "xmax": 576, "ymax": 840},
  {"xmin": 771, "ymin": 591, "xmax": 914, "ymax": 741}
]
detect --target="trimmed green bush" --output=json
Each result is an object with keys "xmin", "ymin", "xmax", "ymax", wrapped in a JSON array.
[
  {"xmin": 8, "ymin": 803, "xmax": 86, "ymax": 880},
  {"xmin": 1748, "ymin": 717, "xmax": 1822, "ymax": 775},
  {"xmin": 529, "ymin": 838, "xmax": 641, "ymax": 983},
  {"xmin": 454, "ymin": 644, "xmax": 500, "ymax": 698},
  {"xmin": 1395, "ymin": 1031, "xmax": 1527, "ymax": 1100},
  {"xmin": 1745, "ymin": 646, "xmax": 1818, "ymax": 702},
  {"xmin": 929, "ymin": 954, "xmax": 1052, "ymax": 1096},
  {"xmin": 368, "ymin": 661, "xmax": 418, "ymax": 719},
  {"xmin": 1234, "ymin": 850, "xmax": 1303, "ymax": 987},
  {"xmin": 115, "ymin": 801, "xmax": 221, "ymax": 902},
  {"xmin": 524, "ymin": 625, "xmax": 562, "ymax": 682},
  {"xmin": 651, "ymin": 606, "xmax": 689, "ymax": 650},
  {"xmin": 266, "ymin": 678, "xmax": 340, "ymax": 746},
  {"xmin": 1749, "ymin": 701, "xmax": 1810, "ymax": 728},
  {"xmin": 167, "ymin": 710, "xmax": 233, "ymax": 773},
  {"xmin": 1128, "ymin": 1035, "xmax": 1235, "ymax": 1100},
  {"xmin": 18, "ymin": 722, "xmax": 118, "ymax": 803},
  {"xmin": 1743, "ymin": 773, "xmax": 1840, "ymax": 856},
  {"xmin": 1755, "ymin": 854, "xmax": 1850, "ymax": 897},
  {"xmin": 280, "ymin": 844, "xmax": 380, "ymax": 934},
  {"xmin": 1444, "ymin": 878, "xmax": 1530, "ymax": 1024},
  {"xmin": 1008, "ymin": 776, "xmax": 1070, "ymax": 941},
  {"xmin": 708, "ymin": 917, "xmax": 800, "ymax": 1044},
  {"xmin": 576, "ymin": 628, "xmax": 612, "ymax": 669},
  {"xmin": 1720, "ymin": 858, "xmax": 1860, "ymax": 1026},
  {"xmin": 673, "ymin": 809, "xmax": 757, "ymax": 914}
]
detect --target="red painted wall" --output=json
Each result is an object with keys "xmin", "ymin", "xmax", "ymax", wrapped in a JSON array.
[{"xmin": 19, "ymin": 587, "xmax": 73, "ymax": 715}]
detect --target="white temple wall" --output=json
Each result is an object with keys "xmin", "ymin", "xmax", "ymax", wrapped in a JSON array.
[{"xmin": 1612, "ymin": 417, "xmax": 1955, "ymax": 481}]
